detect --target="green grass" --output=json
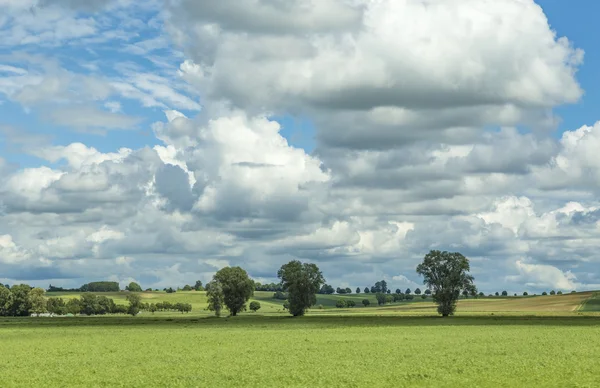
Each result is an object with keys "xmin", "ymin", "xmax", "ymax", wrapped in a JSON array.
[
  {"xmin": 1, "ymin": 315, "xmax": 600, "ymax": 387},
  {"xmin": 581, "ymin": 293, "xmax": 600, "ymax": 312}
]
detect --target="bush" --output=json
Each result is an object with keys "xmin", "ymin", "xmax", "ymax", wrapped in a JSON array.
[
  {"xmin": 346, "ymin": 300, "xmax": 356, "ymax": 308},
  {"xmin": 273, "ymin": 291, "xmax": 287, "ymax": 300},
  {"xmin": 318, "ymin": 304, "xmax": 324, "ymax": 309},
  {"xmin": 335, "ymin": 300, "xmax": 346, "ymax": 308},
  {"xmin": 249, "ymin": 301, "xmax": 261, "ymax": 312},
  {"xmin": 362, "ymin": 299, "xmax": 370, "ymax": 307},
  {"xmin": 421, "ymin": 295, "xmax": 427, "ymax": 299}
]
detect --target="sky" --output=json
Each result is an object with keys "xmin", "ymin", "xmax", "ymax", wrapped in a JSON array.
[{"xmin": 0, "ymin": 0, "xmax": 599, "ymax": 294}]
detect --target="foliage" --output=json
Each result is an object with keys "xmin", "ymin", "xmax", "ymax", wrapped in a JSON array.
[
  {"xmin": 362, "ymin": 299, "xmax": 370, "ymax": 307},
  {"xmin": 542, "ymin": 292, "xmax": 548, "ymax": 296},
  {"xmin": 318, "ymin": 284, "xmax": 335, "ymax": 294},
  {"xmin": 364, "ymin": 287, "xmax": 370, "ymax": 294},
  {"xmin": 126, "ymin": 294, "xmax": 142, "ymax": 316},
  {"xmin": 414, "ymin": 288, "xmax": 422, "ymax": 295},
  {"xmin": 28, "ymin": 288, "xmax": 47, "ymax": 316},
  {"xmin": 126, "ymin": 282, "xmax": 143, "ymax": 292},
  {"xmin": 416, "ymin": 250, "xmax": 476, "ymax": 317},
  {"xmin": 277, "ymin": 260, "xmax": 325, "ymax": 317},
  {"xmin": 249, "ymin": 301, "xmax": 261, "ymax": 312},
  {"xmin": 206, "ymin": 280, "xmax": 225, "ymax": 317},
  {"xmin": 335, "ymin": 300, "xmax": 346, "ymax": 308},
  {"xmin": 405, "ymin": 288, "xmax": 411, "ymax": 295},
  {"xmin": 356, "ymin": 287, "xmax": 360, "ymax": 294},
  {"xmin": 194, "ymin": 280, "xmax": 204, "ymax": 291},
  {"xmin": 273, "ymin": 291, "xmax": 288, "ymax": 300},
  {"xmin": 8, "ymin": 284, "xmax": 32, "ymax": 316},
  {"xmin": 0, "ymin": 284, "xmax": 13, "ymax": 316},
  {"xmin": 557, "ymin": 291, "xmax": 563, "ymax": 295},
  {"xmin": 182, "ymin": 285, "xmax": 193, "ymax": 291},
  {"xmin": 425, "ymin": 289, "xmax": 432, "ymax": 295},
  {"xmin": 550, "ymin": 290, "xmax": 556, "ymax": 295},
  {"xmin": 375, "ymin": 293, "xmax": 386, "ymax": 306},
  {"xmin": 213, "ymin": 267, "xmax": 255, "ymax": 316},
  {"xmin": 502, "ymin": 291, "xmax": 508, "ymax": 296},
  {"xmin": 81, "ymin": 282, "xmax": 120, "ymax": 292},
  {"xmin": 523, "ymin": 292, "xmax": 528, "ymax": 296}
]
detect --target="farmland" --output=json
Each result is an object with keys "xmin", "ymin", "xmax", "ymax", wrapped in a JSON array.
[
  {"xmin": 1, "ymin": 314, "xmax": 600, "ymax": 387},
  {"xmin": 1, "ymin": 291, "xmax": 599, "ymax": 387}
]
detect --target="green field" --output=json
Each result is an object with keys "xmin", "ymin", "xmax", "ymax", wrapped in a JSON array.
[
  {"xmin": 1, "ymin": 291, "xmax": 599, "ymax": 387},
  {"xmin": 1, "ymin": 315, "xmax": 600, "ymax": 387}
]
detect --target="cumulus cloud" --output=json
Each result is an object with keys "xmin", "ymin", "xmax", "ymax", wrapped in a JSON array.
[{"xmin": 1, "ymin": 0, "xmax": 600, "ymax": 293}]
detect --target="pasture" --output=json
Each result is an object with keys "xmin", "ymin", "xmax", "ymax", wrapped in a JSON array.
[{"xmin": 1, "ymin": 314, "xmax": 600, "ymax": 387}]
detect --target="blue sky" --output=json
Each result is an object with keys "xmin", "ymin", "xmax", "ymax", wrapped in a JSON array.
[{"xmin": 0, "ymin": 0, "xmax": 599, "ymax": 293}]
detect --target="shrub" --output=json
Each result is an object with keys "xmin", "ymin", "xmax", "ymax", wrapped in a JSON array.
[
  {"xmin": 362, "ymin": 299, "xmax": 370, "ymax": 307},
  {"xmin": 346, "ymin": 300, "xmax": 356, "ymax": 308},
  {"xmin": 249, "ymin": 301, "xmax": 261, "ymax": 312},
  {"xmin": 335, "ymin": 300, "xmax": 346, "ymax": 308}
]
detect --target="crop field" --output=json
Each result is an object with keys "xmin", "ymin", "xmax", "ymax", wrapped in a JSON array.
[{"xmin": 1, "ymin": 314, "xmax": 600, "ymax": 387}]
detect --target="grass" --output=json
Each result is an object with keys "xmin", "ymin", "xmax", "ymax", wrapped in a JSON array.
[
  {"xmin": 1, "ymin": 315, "xmax": 600, "ymax": 387},
  {"xmin": 580, "ymin": 292, "xmax": 600, "ymax": 312}
]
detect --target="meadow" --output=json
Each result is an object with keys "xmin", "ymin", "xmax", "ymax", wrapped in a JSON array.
[{"xmin": 1, "ymin": 291, "xmax": 599, "ymax": 387}]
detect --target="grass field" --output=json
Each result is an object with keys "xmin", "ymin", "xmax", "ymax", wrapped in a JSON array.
[
  {"xmin": 1, "ymin": 315, "xmax": 600, "ymax": 387},
  {"xmin": 2, "ymin": 291, "xmax": 597, "ymax": 387}
]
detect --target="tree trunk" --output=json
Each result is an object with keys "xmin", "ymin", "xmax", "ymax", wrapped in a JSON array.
[
  {"xmin": 232, "ymin": 311, "xmax": 237, "ymax": 316},
  {"xmin": 442, "ymin": 313, "xmax": 449, "ymax": 317}
]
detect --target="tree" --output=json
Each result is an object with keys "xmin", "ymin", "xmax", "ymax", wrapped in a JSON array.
[
  {"xmin": 277, "ymin": 260, "xmax": 325, "ymax": 317},
  {"xmin": 385, "ymin": 295, "xmax": 393, "ymax": 304},
  {"xmin": 370, "ymin": 286, "xmax": 376, "ymax": 294},
  {"xmin": 27, "ymin": 288, "xmax": 47, "ymax": 316},
  {"xmin": 249, "ymin": 301, "xmax": 261, "ymax": 312},
  {"xmin": 206, "ymin": 280, "xmax": 225, "ymax": 317},
  {"xmin": 416, "ymin": 250, "xmax": 476, "ymax": 317},
  {"xmin": 501, "ymin": 290, "xmax": 508, "ymax": 296},
  {"xmin": 495, "ymin": 292, "xmax": 499, "ymax": 296},
  {"xmin": 362, "ymin": 299, "xmax": 370, "ymax": 307},
  {"xmin": 414, "ymin": 288, "xmax": 422, "ymax": 295},
  {"xmin": 125, "ymin": 282, "xmax": 142, "ymax": 292},
  {"xmin": 194, "ymin": 280, "xmax": 204, "ymax": 291},
  {"xmin": 149, "ymin": 303, "xmax": 157, "ymax": 314},
  {"xmin": 550, "ymin": 290, "xmax": 556, "ymax": 295},
  {"xmin": 346, "ymin": 300, "xmax": 356, "ymax": 307},
  {"xmin": 273, "ymin": 291, "xmax": 287, "ymax": 300},
  {"xmin": 557, "ymin": 291, "xmax": 563, "ymax": 295},
  {"xmin": 8, "ymin": 284, "xmax": 32, "ymax": 316},
  {"xmin": 356, "ymin": 287, "xmax": 360, "ymax": 294},
  {"xmin": 182, "ymin": 285, "xmax": 193, "ymax": 291},
  {"xmin": 126, "ymin": 293, "xmax": 142, "ymax": 316},
  {"xmin": 364, "ymin": 287, "xmax": 370, "ymax": 294},
  {"xmin": 0, "ymin": 285, "xmax": 13, "ymax": 316},
  {"xmin": 213, "ymin": 267, "xmax": 254, "ymax": 316},
  {"xmin": 462, "ymin": 290, "xmax": 469, "ymax": 298},
  {"xmin": 523, "ymin": 291, "xmax": 528, "ymax": 296},
  {"xmin": 319, "ymin": 284, "xmax": 335, "ymax": 294},
  {"xmin": 82, "ymin": 281, "xmax": 120, "ymax": 292},
  {"xmin": 345, "ymin": 287, "xmax": 352, "ymax": 294},
  {"xmin": 336, "ymin": 287, "xmax": 344, "ymax": 294},
  {"xmin": 375, "ymin": 293, "xmax": 386, "ymax": 306},
  {"xmin": 395, "ymin": 289, "xmax": 401, "ymax": 294},
  {"xmin": 66, "ymin": 298, "xmax": 82, "ymax": 315},
  {"xmin": 336, "ymin": 300, "xmax": 346, "ymax": 308},
  {"xmin": 478, "ymin": 292, "xmax": 485, "ymax": 297},
  {"xmin": 542, "ymin": 291, "xmax": 548, "ymax": 296}
]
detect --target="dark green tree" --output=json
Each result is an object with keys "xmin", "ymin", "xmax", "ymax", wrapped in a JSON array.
[
  {"xmin": 213, "ymin": 267, "xmax": 254, "ymax": 316},
  {"xmin": 126, "ymin": 293, "xmax": 142, "ymax": 316},
  {"xmin": 375, "ymin": 293, "xmax": 386, "ymax": 305},
  {"xmin": 414, "ymin": 288, "xmax": 422, "ymax": 295},
  {"xmin": 364, "ymin": 287, "xmax": 370, "ymax": 294},
  {"xmin": 501, "ymin": 290, "xmax": 508, "ymax": 296},
  {"xmin": 356, "ymin": 287, "xmax": 361, "ymax": 294},
  {"xmin": 194, "ymin": 280, "xmax": 204, "ymax": 291},
  {"xmin": 277, "ymin": 260, "xmax": 325, "ymax": 317},
  {"xmin": 125, "ymin": 282, "xmax": 142, "ymax": 292},
  {"xmin": 182, "ymin": 285, "xmax": 193, "ymax": 291},
  {"xmin": 319, "ymin": 284, "xmax": 335, "ymax": 294},
  {"xmin": 405, "ymin": 288, "xmax": 411, "ymax": 295},
  {"xmin": 28, "ymin": 288, "xmax": 47, "ymax": 316},
  {"xmin": 523, "ymin": 292, "xmax": 528, "ymax": 296},
  {"xmin": 416, "ymin": 250, "xmax": 476, "ymax": 317},
  {"xmin": 395, "ymin": 288, "xmax": 401, "ymax": 294},
  {"xmin": 206, "ymin": 280, "xmax": 225, "ymax": 317},
  {"xmin": 335, "ymin": 299, "xmax": 346, "ymax": 308},
  {"xmin": 362, "ymin": 299, "xmax": 370, "ymax": 307},
  {"xmin": 0, "ymin": 284, "xmax": 13, "ymax": 316},
  {"xmin": 249, "ymin": 301, "xmax": 261, "ymax": 312},
  {"xmin": 8, "ymin": 284, "xmax": 32, "ymax": 316},
  {"xmin": 550, "ymin": 290, "xmax": 556, "ymax": 295}
]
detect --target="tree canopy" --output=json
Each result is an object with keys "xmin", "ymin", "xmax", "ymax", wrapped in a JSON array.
[
  {"xmin": 416, "ymin": 250, "xmax": 476, "ymax": 317},
  {"xmin": 277, "ymin": 260, "xmax": 325, "ymax": 317},
  {"xmin": 126, "ymin": 282, "xmax": 143, "ymax": 292},
  {"xmin": 206, "ymin": 280, "xmax": 225, "ymax": 317},
  {"xmin": 213, "ymin": 267, "xmax": 254, "ymax": 316}
]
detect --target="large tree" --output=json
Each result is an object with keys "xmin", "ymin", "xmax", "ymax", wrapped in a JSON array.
[
  {"xmin": 213, "ymin": 267, "xmax": 254, "ymax": 316},
  {"xmin": 126, "ymin": 282, "xmax": 142, "ymax": 292},
  {"xmin": 277, "ymin": 260, "xmax": 325, "ymax": 317},
  {"xmin": 0, "ymin": 285, "xmax": 13, "ymax": 316},
  {"xmin": 206, "ymin": 280, "xmax": 225, "ymax": 317},
  {"xmin": 8, "ymin": 284, "xmax": 32, "ymax": 316},
  {"xmin": 416, "ymin": 250, "xmax": 476, "ymax": 317},
  {"xmin": 126, "ymin": 293, "xmax": 142, "ymax": 316},
  {"xmin": 28, "ymin": 288, "xmax": 47, "ymax": 316}
]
